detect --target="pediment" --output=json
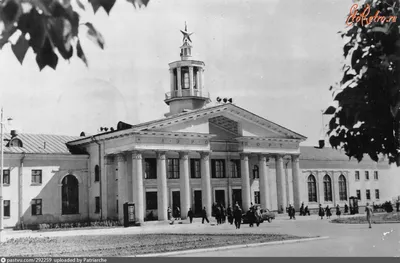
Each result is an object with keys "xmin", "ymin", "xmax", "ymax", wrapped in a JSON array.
[{"xmin": 136, "ymin": 104, "xmax": 306, "ymax": 141}]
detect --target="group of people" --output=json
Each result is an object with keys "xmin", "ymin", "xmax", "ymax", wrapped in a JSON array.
[{"xmin": 212, "ymin": 202, "xmax": 245, "ymax": 229}]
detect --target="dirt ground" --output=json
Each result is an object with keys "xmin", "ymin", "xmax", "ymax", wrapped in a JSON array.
[{"xmin": 0, "ymin": 233, "xmax": 306, "ymax": 257}]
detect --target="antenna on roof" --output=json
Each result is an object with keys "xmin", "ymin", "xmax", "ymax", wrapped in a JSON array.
[{"xmin": 314, "ymin": 110, "xmax": 325, "ymax": 149}]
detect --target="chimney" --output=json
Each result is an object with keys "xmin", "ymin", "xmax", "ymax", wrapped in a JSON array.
[{"xmin": 10, "ymin": 130, "xmax": 18, "ymax": 138}]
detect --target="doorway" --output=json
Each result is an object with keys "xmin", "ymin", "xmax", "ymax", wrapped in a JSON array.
[
  {"xmin": 215, "ymin": 189, "xmax": 226, "ymax": 207},
  {"xmin": 232, "ymin": 189, "xmax": 242, "ymax": 209},
  {"xmin": 194, "ymin": 190, "xmax": 202, "ymax": 216},
  {"xmin": 172, "ymin": 191, "xmax": 181, "ymax": 218}
]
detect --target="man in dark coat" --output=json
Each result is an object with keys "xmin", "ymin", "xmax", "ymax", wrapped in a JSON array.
[
  {"xmin": 318, "ymin": 204, "xmax": 325, "ymax": 219},
  {"xmin": 227, "ymin": 205, "xmax": 233, "ymax": 224},
  {"xmin": 233, "ymin": 205, "xmax": 242, "ymax": 229},
  {"xmin": 187, "ymin": 208, "xmax": 194, "ymax": 223},
  {"xmin": 300, "ymin": 202, "xmax": 305, "ymax": 216},
  {"xmin": 202, "ymin": 207, "xmax": 209, "ymax": 224}
]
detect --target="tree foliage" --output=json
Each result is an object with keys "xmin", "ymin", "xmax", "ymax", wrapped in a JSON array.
[
  {"xmin": 328, "ymin": 0, "xmax": 400, "ymax": 165},
  {"xmin": 0, "ymin": 0, "xmax": 149, "ymax": 70}
]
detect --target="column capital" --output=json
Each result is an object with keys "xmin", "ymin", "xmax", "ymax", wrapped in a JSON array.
[
  {"xmin": 116, "ymin": 153, "xmax": 126, "ymax": 162},
  {"xmin": 132, "ymin": 151, "xmax": 142, "ymax": 160},
  {"xmin": 156, "ymin": 151, "xmax": 166, "ymax": 160},
  {"xmin": 104, "ymin": 155, "xmax": 114, "ymax": 165},
  {"xmin": 189, "ymin": 66, "xmax": 194, "ymax": 71},
  {"xmin": 200, "ymin": 151, "xmax": 211, "ymax": 160},
  {"xmin": 292, "ymin": 154, "xmax": 300, "ymax": 163},
  {"xmin": 275, "ymin": 154, "xmax": 284, "ymax": 161},
  {"xmin": 179, "ymin": 151, "xmax": 189, "ymax": 160},
  {"xmin": 258, "ymin": 154, "xmax": 270, "ymax": 162},
  {"xmin": 240, "ymin": 153, "xmax": 249, "ymax": 161}
]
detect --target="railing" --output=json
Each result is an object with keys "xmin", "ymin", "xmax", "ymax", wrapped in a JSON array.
[{"xmin": 165, "ymin": 90, "xmax": 210, "ymax": 100}]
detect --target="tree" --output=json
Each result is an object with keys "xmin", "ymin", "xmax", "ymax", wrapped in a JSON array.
[
  {"xmin": 0, "ymin": 0, "xmax": 149, "ymax": 70},
  {"xmin": 327, "ymin": 0, "xmax": 400, "ymax": 165}
]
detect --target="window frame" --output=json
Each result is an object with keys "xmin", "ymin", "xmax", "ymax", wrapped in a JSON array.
[
  {"xmin": 355, "ymin": 171, "xmax": 360, "ymax": 181},
  {"xmin": 307, "ymin": 175, "xmax": 317, "ymax": 203},
  {"xmin": 375, "ymin": 189, "xmax": 380, "ymax": 200},
  {"xmin": 94, "ymin": 165, "xmax": 100, "ymax": 182},
  {"xmin": 146, "ymin": 191, "xmax": 158, "ymax": 210},
  {"xmin": 3, "ymin": 169, "xmax": 10, "ymax": 185},
  {"xmin": 167, "ymin": 158, "xmax": 180, "ymax": 179},
  {"xmin": 374, "ymin": 171, "xmax": 379, "ymax": 180},
  {"xmin": 145, "ymin": 158, "xmax": 157, "ymax": 179},
  {"xmin": 230, "ymin": 159, "xmax": 241, "ymax": 178},
  {"xmin": 95, "ymin": 196, "xmax": 100, "ymax": 214},
  {"xmin": 323, "ymin": 174, "xmax": 333, "ymax": 202},
  {"xmin": 365, "ymin": 171, "xmax": 369, "ymax": 181},
  {"xmin": 356, "ymin": 190, "xmax": 361, "ymax": 200},
  {"xmin": 253, "ymin": 165, "xmax": 259, "ymax": 179},
  {"xmin": 254, "ymin": 191, "xmax": 260, "ymax": 205},
  {"xmin": 31, "ymin": 170, "xmax": 42, "ymax": 184},
  {"xmin": 366, "ymin": 189, "xmax": 371, "ymax": 200},
  {"xmin": 211, "ymin": 159, "xmax": 226, "ymax": 178},
  {"xmin": 338, "ymin": 174, "xmax": 347, "ymax": 201},
  {"xmin": 190, "ymin": 159, "xmax": 201, "ymax": 179},
  {"xmin": 31, "ymin": 199, "xmax": 42, "ymax": 216},
  {"xmin": 4, "ymin": 200, "xmax": 10, "ymax": 217}
]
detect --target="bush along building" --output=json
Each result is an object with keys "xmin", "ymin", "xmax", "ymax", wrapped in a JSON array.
[{"xmin": 1, "ymin": 26, "xmax": 397, "ymax": 228}]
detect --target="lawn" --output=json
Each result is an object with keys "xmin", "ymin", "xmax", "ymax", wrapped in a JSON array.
[
  {"xmin": 0, "ymin": 233, "xmax": 307, "ymax": 257},
  {"xmin": 331, "ymin": 212, "xmax": 400, "ymax": 224}
]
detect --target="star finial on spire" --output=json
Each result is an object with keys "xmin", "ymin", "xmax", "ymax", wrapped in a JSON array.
[{"xmin": 180, "ymin": 22, "xmax": 193, "ymax": 43}]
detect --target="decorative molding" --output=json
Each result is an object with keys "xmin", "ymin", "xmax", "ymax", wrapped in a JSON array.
[
  {"xmin": 116, "ymin": 153, "xmax": 126, "ymax": 162},
  {"xmin": 132, "ymin": 151, "xmax": 142, "ymax": 160},
  {"xmin": 179, "ymin": 152, "xmax": 189, "ymax": 160},
  {"xmin": 200, "ymin": 152, "xmax": 210, "ymax": 161}
]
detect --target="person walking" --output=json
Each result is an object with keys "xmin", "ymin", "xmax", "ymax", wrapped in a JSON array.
[
  {"xmin": 365, "ymin": 202, "xmax": 373, "ymax": 228},
  {"xmin": 187, "ymin": 208, "xmax": 194, "ymax": 223},
  {"xmin": 318, "ymin": 204, "xmax": 325, "ymax": 220},
  {"xmin": 201, "ymin": 206, "xmax": 209, "ymax": 224},
  {"xmin": 300, "ymin": 202, "xmax": 305, "ymax": 216},
  {"xmin": 304, "ymin": 205, "xmax": 310, "ymax": 216},
  {"xmin": 336, "ymin": 204, "xmax": 341, "ymax": 218},
  {"xmin": 325, "ymin": 205, "xmax": 332, "ymax": 219},
  {"xmin": 234, "ymin": 205, "xmax": 242, "ymax": 229},
  {"xmin": 344, "ymin": 203, "xmax": 349, "ymax": 214},
  {"xmin": 227, "ymin": 205, "xmax": 233, "ymax": 225}
]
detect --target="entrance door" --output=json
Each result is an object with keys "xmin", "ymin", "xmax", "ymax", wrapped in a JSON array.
[
  {"xmin": 215, "ymin": 190, "xmax": 226, "ymax": 207},
  {"xmin": 232, "ymin": 189, "xmax": 242, "ymax": 209},
  {"xmin": 172, "ymin": 191, "xmax": 181, "ymax": 217},
  {"xmin": 194, "ymin": 190, "xmax": 202, "ymax": 216}
]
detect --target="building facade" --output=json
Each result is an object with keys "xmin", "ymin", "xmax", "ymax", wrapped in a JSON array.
[{"xmin": 1, "ymin": 27, "xmax": 398, "ymax": 228}]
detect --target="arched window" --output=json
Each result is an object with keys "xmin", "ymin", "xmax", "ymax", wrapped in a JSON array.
[
  {"xmin": 94, "ymin": 165, "xmax": 99, "ymax": 182},
  {"xmin": 62, "ymin": 175, "xmax": 79, "ymax": 215},
  {"xmin": 323, "ymin": 174, "xmax": 332, "ymax": 202},
  {"xmin": 307, "ymin": 175, "xmax": 317, "ymax": 202},
  {"xmin": 253, "ymin": 165, "xmax": 259, "ymax": 179},
  {"xmin": 339, "ymin": 174, "xmax": 347, "ymax": 201}
]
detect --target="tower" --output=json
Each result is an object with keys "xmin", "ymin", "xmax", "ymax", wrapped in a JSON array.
[{"xmin": 164, "ymin": 23, "xmax": 211, "ymax": 116}]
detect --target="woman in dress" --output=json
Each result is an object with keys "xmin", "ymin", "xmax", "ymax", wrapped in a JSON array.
[
  {"xmin": 325, "ymin": 205, "xmax": 332, "ymax": 219},
  {"xmin": 336, "ymin": 204, "xmax": 341, "ymax": 218},
  {"xmin": 318, "ymin": 204, "xmax": 325, "ymax": 219}
]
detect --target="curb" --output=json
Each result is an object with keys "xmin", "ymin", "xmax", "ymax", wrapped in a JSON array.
[{"xmin": 133, "ymin": 236, "xmax": 330, "ymax": 257}]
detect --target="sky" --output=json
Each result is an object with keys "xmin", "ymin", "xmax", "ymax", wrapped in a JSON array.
[{"xmin": 0, "ymin": 0, "xmax": 353, "ymax": 146}]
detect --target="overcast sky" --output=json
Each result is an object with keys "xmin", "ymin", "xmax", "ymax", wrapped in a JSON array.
[{"xmin": 0, "ymin": 0, "xmax": 352, "ymax": 146}]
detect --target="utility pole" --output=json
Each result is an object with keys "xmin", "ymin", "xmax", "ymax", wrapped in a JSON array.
[{"xmin": 0, "ymin": 108, "xmax": 4, "ymax": 242}]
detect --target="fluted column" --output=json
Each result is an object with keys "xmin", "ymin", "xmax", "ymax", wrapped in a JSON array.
[
  {"xmin": 116, "ymin": 153, "xmax": 127, "ymax": 222},
  {"xmin": 285, "ymin": 159, "xmax": 291, "ymax": 206},
  {"xmin": 104, "ymin": 155, "xmax": 115, "ymax": 219},
  {"xmin": 156, "ymin": 151, "xmax": 168, "ymax": 221},
  {"xmin": 177, "ymin": 67, "xmax": 182, "ymax": 96},
  {"xmin": 201, "ymin": 68, "xmax": 205, "ymax": 90},
  {"xmin": 200, "ymin": 152, "xmax": 212, "ymax": 217},
  {"xmin": 275, "ymin": 155, "xmax": 286, "ymax": 212},
  {"xmin": 291, "ymin": 155, "xmax": 301, "ymax": 210},
  {"xmin": 179, "ymin": 152, "xmax": 190, "ymax": 219},
  {"xmin": 258, "ymin": 155, "xmax": 269, "ymax": 209},
  {"xmin": 240, "ymin": 153, "xmax": 251, "ymax": 211},
  {"xmin": 132, "ymin": 151, "xmax": 144, "ymax": 223},
  {"xmin": 189, "ymin": 66, "xmax": 194, "ymax": 96}
]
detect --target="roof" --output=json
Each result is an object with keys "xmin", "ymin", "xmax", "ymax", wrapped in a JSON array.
[
  {"xmin": 2, "ymin": 133, "xmax": 81, "ymax": 154},
  {"xmin": 299, "ymin": 146, "xmax": 380, "ymax": 163}
]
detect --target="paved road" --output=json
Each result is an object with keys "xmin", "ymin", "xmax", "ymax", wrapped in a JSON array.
[
  {"xmin": 3, "ymin": 215, "xmax": 400, "ymax": 257},
  {"xmin": 175, "ymin": 217, "xmax": 400, "ymax": 257}
]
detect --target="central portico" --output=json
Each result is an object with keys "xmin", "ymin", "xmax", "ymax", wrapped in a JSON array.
[{"xmin": 67, "ymin": 25, "xmax": 306, "ymax": 224}]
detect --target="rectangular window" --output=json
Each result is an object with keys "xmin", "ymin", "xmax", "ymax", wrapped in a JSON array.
[
  {"xmin": 4, "ymin": 200, "xmax": 10, "ymax": 217},
  {"xmin": 365, "ymin": 171, "xmax": 369, "ymax": 180},
  {"xmin": 190, "ymin": 159, "xmax": 201, "ymax": 178},
  {"xmin": 230, "ymin": 160, "xmax": 241, "ymax": 178},
  {"xmin": 366, "ymin": 189, "xmax": 371, "ymax": 200},
  {"xmin": 356, "ymin": 190, "xmax": 361, "ymax": 200},
  {"xmin": 145, "ymin": 158, "xmax": 157, "ymax": 179},
  {"xmin": 3, "ymin": 169, "xmax": 10, "ymax": 185},
  {"xmin": 167, "ymin": 158, "xmax": 180, "ymax": 179},
  {"xmin": 211, "ymin": 159, "xmax": 225, "ymax": 178},
  {"xmin": 254, "ymin": 191, "xmax": 260, "ymax": 205},
  {"xmin": 95, "ymin": 197, "xmax": 100, "ymax": 214},
  {"xmin": 375, "ymin": 189, "xmax": 380, "ymax": 200},
  {"xmin": 31, "ymin": 199, "xmax": 42, "ymax": 215},
  {"xmin": 146, "ymin": 192, "xmax": 158, "ymax": 210},
  {"xmin": 31, "ymin": 170, "xmax": 42, "ymax": 184},
  {"xmin": 355, "ymin": 171, "xmax": 360, "ymax": 181},
  {"xmin": 374, "ymin": 171, "xmax": 379, "ymax": 180}
]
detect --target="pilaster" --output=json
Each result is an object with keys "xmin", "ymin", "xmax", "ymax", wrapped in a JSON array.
[
  {"xmin": 240, "ymin": 153, "xmax": 251, "ymax": 211},
  {"xmin": 179, "ymin": 151, "xmax": 190, "ymax": 219}
]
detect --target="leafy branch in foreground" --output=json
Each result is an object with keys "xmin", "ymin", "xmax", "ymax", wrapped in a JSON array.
[
  {"xmin": 327, "ymin": 0, "xmax": 400, "ymax": 165},
  {"xmin": 0, "ymin": 0, "xmax": 149, "ymax": 70}
]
